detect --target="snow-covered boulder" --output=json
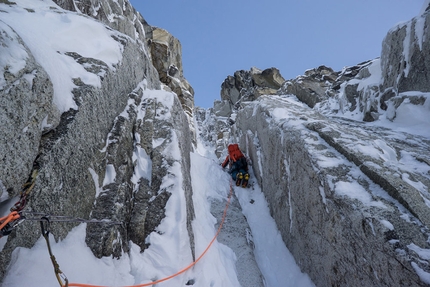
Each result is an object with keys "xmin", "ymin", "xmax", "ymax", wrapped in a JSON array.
[
  {"xmin": 220, "ymin": 67, "xmax": 285, "ymax": 114},
  {"xmin": 213, "ymin": 99, "xmax": 232, "ymax": 117},
  {"xmin": 280, "ymin": 65, "xmax": 339, "ymax": 108}
]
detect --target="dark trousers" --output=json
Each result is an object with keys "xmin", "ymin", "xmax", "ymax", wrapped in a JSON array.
[{"xmin": 231, "ymin": 169, "xmax": 247, "ymax": 180}]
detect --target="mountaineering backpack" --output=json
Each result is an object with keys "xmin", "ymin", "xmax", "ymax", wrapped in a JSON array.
[
  {"xmin": 228, "ymin": 144, "xmax": 244, "ymax": 162},
  {"xmin": 227, "ymin": 144, "xmax": 248, "ymax": 171}
]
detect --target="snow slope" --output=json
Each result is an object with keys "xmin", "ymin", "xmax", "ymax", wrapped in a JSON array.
[{"xmin": 0, "ymin": 0, "xmax": 123, "ymax": 113}]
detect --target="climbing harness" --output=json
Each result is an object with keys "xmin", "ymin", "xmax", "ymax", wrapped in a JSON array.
[{"xmin": 41, "ymin": 217, "xmax": 69, "ymax": 287}]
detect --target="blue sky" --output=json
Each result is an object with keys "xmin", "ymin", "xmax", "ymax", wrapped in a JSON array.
[{"xmin": 129, "ymin": 0, "xmax": 424, "ymax": 108}]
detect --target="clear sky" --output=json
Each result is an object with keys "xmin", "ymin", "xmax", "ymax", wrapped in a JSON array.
[{"xmin": 129, "ymin": 0, "xmax": 424, "ymax": 108}]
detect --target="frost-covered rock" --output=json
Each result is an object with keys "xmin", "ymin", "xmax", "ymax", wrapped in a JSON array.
[
  {"xmin": 299, "ymin": 4, "xmax": 430, "ymax": 125},
  {"xmin": 53, "ymin": 0, "xmax": 152, "ymax": 42},
  {"xmin": 85, "ymin": 87, "xmax": 195, "ymax": 259},
  {"xmin": 0, "ymin": 21, "xmax": 59, "ymax": 198},
  {"xmin": 381, "ymin": 8, "xmax": 430, "ymax": 95},
  {"xmin": 213, "ymin": 99, "xmax": 232, "ymax": 117},
  {"xmin": 150, "ymin": 28, "xmax": 195, "ymax": 120},
  {"xmin": 195, "ymin": 107, "xmax": 231, "ymax": 158},
  {"xmin": 219, "ymin": 67, "xmax": 285, "ymax": 115},
  {"xmin": 54, "ymin": 0, "xmax": 196, "ymax": 142},
  {"xmin": 232, "ymin": 96, "xmax": 430, "ymax": 286},
  {"xmin": 0, "ymin": 0, "xmax": 195, "ymax": 281},
  {"xmin": 282, "ymin": 60, "xmax": 384, "ymax": 122},
  {"xmin": 199, "ymin": 3, "xmax": 430, "ymax": 285},
  {"xmin": 280, "ymin": 65, "xmax": 338, "ymax": 108}
]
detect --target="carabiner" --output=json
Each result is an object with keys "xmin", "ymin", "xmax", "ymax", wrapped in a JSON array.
[{"xmin": 40, "ymin": 216, "xmax": 50, "ymax": 238}]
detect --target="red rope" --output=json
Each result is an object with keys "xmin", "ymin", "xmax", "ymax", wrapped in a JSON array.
[
  {"xmin": 0, "ymin": 211, "xmax": 20, "ymax": 231},
  {"xmin": 68, "ymin": 180, "xmax": 234, "ymax": 287}
]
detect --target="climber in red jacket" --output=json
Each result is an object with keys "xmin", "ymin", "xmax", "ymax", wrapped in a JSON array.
[{"xmin": 221, "ymin": 144, "xmax": 250, "ymax": 187}]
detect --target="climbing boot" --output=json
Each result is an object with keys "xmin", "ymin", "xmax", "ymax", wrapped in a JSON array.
[
  {"xmin": 236, "ymin": 172, "xmax": 243, "ymax": 186},
  {"xmin": 242, "ymin": 173, "xmax": 250, "ymax": 188}
]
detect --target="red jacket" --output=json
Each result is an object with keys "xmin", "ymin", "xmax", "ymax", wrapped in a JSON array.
[{"xmin": 222, "ymin": 144, "xmax": 247, "ymax": 171}]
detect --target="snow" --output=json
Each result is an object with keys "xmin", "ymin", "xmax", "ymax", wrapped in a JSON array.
[
  {"xmin": 88, "ymin": 168, "xmax": 103, "ymax": 198},
  {"xmin": 2, "ymin": 0, "xmax": 430, "ymax": 286},
  {"xmin": 412, "ymin": 262, "xmax": 430, "ymax": 285},
  {"xmin": 235, "ymin": 172, "xmax": 315, "ymax": 287},
  {"xmin": 379, "ymin": 219, "xmax": 394, "ymax": 230},
  {"xmin": 408, "ymin": 243, "xmax": 430, "ymax": 260},
  {"xmin": 380, "ymin": 92, "xmax": 430, "ymax": 137},
  {"xmin": 357, "ymin": 59, "xmax": 382, "ymax": 91},
  {"xmin": 334, "ymin": 181, "xmax": 386, "ymax": 208},
  {"xmin": 3, "ymin": 119, "xmax": 315, "ymax": 286},
  {"xmin": 132, "ymin": 143, "xmax": 152, "ymax": 185},
  {"xmin": 102, "ymin": 164, "xmax": 117, "ymax": 186},
  {"xmin": 415, "ymin": 15, "xmax": 426, "ymax": 50},
  {"xmin": 3, "ymin": 225, "xmax": 137, "ymax": 286},
  {"xmin": 0, "ymin": 21, "xmax": 28, "ymax": 89},
  {"xmin": 403, "ymin": 21, "xmax": 413, "ymax": 77},
  {"xmin": 410, "ymin": 236, "xmax": 430, "ymax": 284},
  {"xmin": 1, "ymin": 47, "xmax": 315, "ymax": 284},
  {"xmin": 0, "ymin": 0, "xmax": 123, "ymax": 113}
]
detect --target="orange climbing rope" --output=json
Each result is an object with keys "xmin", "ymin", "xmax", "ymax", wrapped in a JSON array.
[
  {"xmin": 67, "ymin": 180, "xmax": 234, "ymax": 287},
  {"xmin": 0, "ymin": 211, "xmax": 20, "ymax": 231},
  {"xmin": 0, "ymin": 166, "xmax": 38, "ymax": 238}
]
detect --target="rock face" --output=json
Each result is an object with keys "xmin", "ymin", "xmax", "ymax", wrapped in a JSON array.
[
  {"xmin": 59, "ymin": 0, "xmax": 197, "ymax": 142},
  {"xmin": 381, "ymin": 9, "xmax": 430, "ymax": 95},
  {"xmin": 0, "ymin": 21, "xmax": 58, "ymax": 198},
  {"xmin": 2, "ymin": 0, "xmax": 430, "ymax": 285},
  {"xmin": 150, "ymin": 28, "xmax": 194, "ymax": 115},
  {"xmin": 150, "ymin": 27, "xmax": 196, "ymax": 143},
  {"xmin": 216, "ymin": 67, "xmax": 285, "ymax": 117},
  {"xmin": 0, "ymin": 0, "xmax": 195, "ymax": 281},
  {"xmin": 278, "ymin": 9, "xmax": 430, "ymax": 125},
  {"xmin": 233, "ymin": 97, "xmax": 429, "ymax": 286},
  {"xmin": 84, "ymin": 88, "xmax": 195, "ymax": 259},
  {"xmin": 210, "ymin": 67, "xmax": 286, "ymax": 156},
  {"xmin": 280, "ymin": 65, "xmax": 338, "ymax": 108},
  {"xmin": 280, "ymin": 60, "xmax": 383, "ymax": 122},
  {"xmin": 199, "ymin": 5, "xmax": 430, "ymax": 287},
  {"xmin": 53, "ymin": 0, "xmax": 196, "ymax": 141}
]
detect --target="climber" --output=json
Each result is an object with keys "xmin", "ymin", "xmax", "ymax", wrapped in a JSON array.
[{"xmin": 221, "ymin": 144, "xmax": 250, "ymax": 187}]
